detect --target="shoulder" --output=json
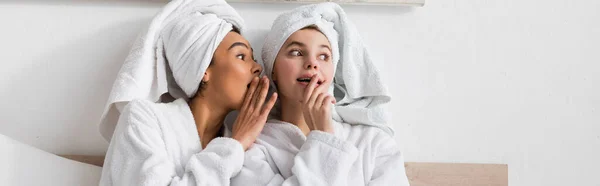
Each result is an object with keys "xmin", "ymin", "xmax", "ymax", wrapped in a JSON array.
[
  {"xmin": 125, "ymin": 99, "xmax": 156, "ymax": 113},
  {"xmin": 123, "ymin": 99, "xmax": 187, "ymax": 119},
  {"xmin": 118, "ymin": 99, "xmax": 161, "ymax": 130}
]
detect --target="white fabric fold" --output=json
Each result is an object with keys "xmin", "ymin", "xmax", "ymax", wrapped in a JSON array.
[
  {"xmin": 261, "ymin": 2, "xmax": 393, "ymax": 135},
  {"xmin": 100, "ymin": 99, "xmax": 245, "ymax": 186},
  {"xmin": 99, "ymin": 0, "xmax": 244, "ymax": 141},
  {"xmin": 231, "ymin": 120, "xmax": 411, "ymax": 186}
]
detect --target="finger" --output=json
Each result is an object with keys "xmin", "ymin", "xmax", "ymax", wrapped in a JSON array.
[
  {"xmin": 323, "ymin": 95, "xmax": 334, "ymax": 109},
  {"xmin": 242, "ymin": 77, "xmax": 259, "ymax": 111},
  {"xmin": 249, "ymin": 77, "xmax": 265, "ymax": 110},
  {"xmin": 252, "ymin": 77, "xmax": 268, "ymax": 108},
  {"xmin": 311, "ymin": 78, "xmax": 328, "ymax": 97},
  {"xmin": 315, "ymin": 93, "xmax": 327, "ymax": 109},
  {"xmin": 254, "ymin": 77, "xmax": 270, "ymax": 109},
  {"xmin": 307, "ymin": 92, "xmax": 323, "ymax": 110},
  {"xmin": 306, "ymin": 76, "xmax": 324, "ymax": 106},
  {"xmin": 302, "ymin": 74, "xmax": 319, "ymax": 104},
  {"xmin": 308, "ymin": 76, "xmax": 328, "ymax": 105},
  {"xmin": 261, "ymin": 93, "xmax": 278, "ymax": 116}
]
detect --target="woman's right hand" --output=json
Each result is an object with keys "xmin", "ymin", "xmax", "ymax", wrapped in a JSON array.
[{"xmin": 232, "ymin": 76, "xmax": 277, "ymax": 151}]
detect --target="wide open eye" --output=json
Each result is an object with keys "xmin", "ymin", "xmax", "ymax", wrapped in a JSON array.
[
  {"xmin": 236, "ymin": 54, "xmax": 245, "ymax": 60},
  {"xmin": 318, "ymin": 54, "xmax": 329, "ymax": 61},
  {"xmin": 289, "ymin": 50, "xmax": 302, "ymax": 56}
]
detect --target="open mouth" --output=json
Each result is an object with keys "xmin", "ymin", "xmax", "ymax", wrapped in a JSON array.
[{"xmin": 297, "ymin": 77, "xmax": 323, "ymax": 85}]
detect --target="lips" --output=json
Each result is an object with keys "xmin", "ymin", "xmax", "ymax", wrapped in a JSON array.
[{"xmin": 296, "ymin": 74, "xmax": 323, "ymax": 85}]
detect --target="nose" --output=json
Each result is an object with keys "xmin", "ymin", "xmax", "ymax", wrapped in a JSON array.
[
  {"xmin": 304, "ymin": 57, "xmax": 319, "ymax": 70},
  {"xmin": 252, "ymin": 62, "xmax": 262, "ymax": 76}
]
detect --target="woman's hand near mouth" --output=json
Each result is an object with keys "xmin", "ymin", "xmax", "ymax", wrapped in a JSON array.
[
  {"xmin": 232, "ymin": 76, "xmax": 278, "ymax": 151},
  {"xmin": 301, "ymin": 74, "xmax": 335, "ymax": 134}
]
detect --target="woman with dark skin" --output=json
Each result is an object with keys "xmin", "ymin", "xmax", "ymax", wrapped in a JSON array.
[{"xmin": 99, "ymin": 1, "xmax": 276, "ymax": 185}]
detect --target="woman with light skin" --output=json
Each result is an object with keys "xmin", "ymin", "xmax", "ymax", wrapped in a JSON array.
[{"xmin": 231, "ymin": 3, "xmax": 410, "ymax": 186}]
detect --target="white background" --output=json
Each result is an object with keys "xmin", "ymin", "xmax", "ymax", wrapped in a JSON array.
[{"xmin": 1, "ymin": 0, "xmax": 599, "ymax": 185}]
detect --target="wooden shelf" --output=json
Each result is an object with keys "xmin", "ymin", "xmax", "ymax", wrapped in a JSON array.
[{"xmin": 226, "ymin": 0, "xmax": 425, "ymax": 7}]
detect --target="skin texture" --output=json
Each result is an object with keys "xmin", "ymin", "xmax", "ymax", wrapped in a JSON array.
[
  {"xmin": 188, "ymin": 31, "xmax": 277, "ymax": 150},
  {"xmin": 272, "ymin": 28, "xmax": 336, "ymax": 136}
]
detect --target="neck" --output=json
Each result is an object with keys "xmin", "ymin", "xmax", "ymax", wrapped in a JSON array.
[
  {"xmin": 279, "ymin": 97, "xmax": 310, "ymax": 136},
  {"xmin": 188, "ymin": 97, "xmax": 230, "ymax": 148}
]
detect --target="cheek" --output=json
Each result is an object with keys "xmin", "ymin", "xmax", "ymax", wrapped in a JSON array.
[
  {"xmin": 232, "ymin": 63, "xmax": 250, "ymax": 90},
  {"xmin": 273, "ymin": 59, "xmax": 302, "ymax": 97},
  {"xmin": 274, "ymin": 58, "xmax": 301, "ymax": 80},
  {"xmin": 219, "ymin": 62, "xmax": 248, "ymax": 101},
  {"xmin": 321, "ymin": 62, "xmax": 335, "ymax": 81}
]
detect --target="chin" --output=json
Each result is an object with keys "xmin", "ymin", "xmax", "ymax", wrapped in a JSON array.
[
  {"xmin": 236, "ymin": 95, "xmax": 249, "ymax": 109},
  {"xmin": 225, "ymin": 91, "xmax": 243, "ymax": 109},
  {"xmin": 231, "ymin": 99, "xmax": 243, "ymax": 110}
]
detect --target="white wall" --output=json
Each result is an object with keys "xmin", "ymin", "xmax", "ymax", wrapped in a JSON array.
[{"xmin": 1, "ymin": 0, "xmax": 599, "ymax": 185}]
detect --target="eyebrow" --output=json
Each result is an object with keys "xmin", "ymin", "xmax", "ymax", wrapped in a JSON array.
[
  {"xmin": 286, "ymin": 41, "xmax": 331, "ymax": 52},
  {"xmin": 286, "ymin": 41, "xmax": 305, "ymax": 48},
  {"xmin": 320, "ymin": 44, "xmax": 331, "ymax": 51},
  {"xmin": 228, "ymin": 42, "xmax": 249, "ymax": 50}
]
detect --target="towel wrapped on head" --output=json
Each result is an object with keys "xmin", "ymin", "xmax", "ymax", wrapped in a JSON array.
[
  {"xmin": 261, "ymin": 2, "xmax": 394, "ymax": 135},
  {"xmin": 99, "ymin": 0, "xmax": 244, "ymax": 141}
]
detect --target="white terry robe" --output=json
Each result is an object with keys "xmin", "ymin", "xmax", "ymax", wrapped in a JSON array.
[
  {"xmin": 231, "ymin": 119, "xmax": 410, "ymax": 186},
  {"xmin": 100, "ymin": 99, "xmax": 244, "ymax": 186}
]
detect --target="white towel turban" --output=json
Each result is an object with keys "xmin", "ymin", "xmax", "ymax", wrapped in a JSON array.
[
  {"xmin": 262, "ymin": 3, "xmax": 394, "ymax": 135},
  {"xmin": 99, "ymin": 0, "xmax": 244, "ymax": 141}
]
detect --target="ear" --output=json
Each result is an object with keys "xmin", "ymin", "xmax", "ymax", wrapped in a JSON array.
[{"xmin": 202, "ymin": 69, "xmax": 211, "ymax": 82}]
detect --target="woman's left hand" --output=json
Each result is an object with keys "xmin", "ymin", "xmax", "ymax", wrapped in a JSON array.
[
  {"xmin": 301, "ymin": 74, "xmax": 336, "ymax": 134},
  {"xmin": 232, "ymin": 77, "xmax": 278, "ymax": 151}
]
